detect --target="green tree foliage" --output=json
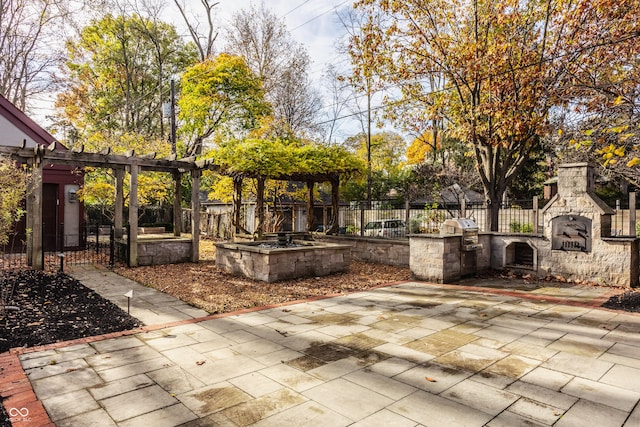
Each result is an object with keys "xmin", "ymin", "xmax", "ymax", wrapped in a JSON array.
[
  {"xmin": 341, "ymin": 131, "xmax": 406, "ymax": 202},
  {"xmin": 55, "ymin": 13, "xmax": 196, "ymax": 216},
  {"xmin": 213, "ymin": 138, "xmax": 364, "ymax": 179},
  {"xmin": 344, "ymin": 132, "xmax": 406, "ymax": 175},
  {"xmin": 207, "ymin": 137, "xmax": 363, "ymax": 201},
  {"xmin": 178, "ymin": 54, "xmax": 271, "ymax": 156},
  {"xmin": 353, "ymin": 0, "xmax": 640, "ymax": 230},
  {"xmin": 77, "ymin": 133, "xmax": 176, "ymax": 223},
  {"xmin": 56, "ymin": 13, "xmax": 197, "ymax": 148},
  {"xmin": 0, "ymin": 156, "xmax": 28, "ymax": 246}
]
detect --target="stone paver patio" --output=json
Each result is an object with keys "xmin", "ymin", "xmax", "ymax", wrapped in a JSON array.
[{"xmin": 2, "ymin": 266, "xmax": 640, "ymax": 426}]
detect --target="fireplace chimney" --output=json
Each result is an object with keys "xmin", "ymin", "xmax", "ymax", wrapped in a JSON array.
[{"xmin": 557, "ymin": 163, "xmax": 594, "ymax": 196}]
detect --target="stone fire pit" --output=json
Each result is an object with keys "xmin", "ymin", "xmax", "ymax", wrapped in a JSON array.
[{"xmin": 215, "ymin": 239, "xmax": 352, "ymax": 283}]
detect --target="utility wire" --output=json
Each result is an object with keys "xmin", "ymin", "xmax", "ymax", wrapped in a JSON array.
[
  {"xmin": 282, "ymin": 0, "xmax": 315, "ymax": 18},
  {"xmin": 290, "ymin": 0, "xmax": 352, "ymax": 32},
  {"xmin": 315, "ymin": 30, "xmax": 640, "ymax": 126}
]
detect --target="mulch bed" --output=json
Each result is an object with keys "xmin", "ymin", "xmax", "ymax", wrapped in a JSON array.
[
  {"xmin": 0, "ymin": 398, "xmax": 7, "ymax": 427},
  {"xmin": 114, "ymin": 261, "xmax": 414, "ymax": 314},
  {"xmin": 0, "ymin": 270, "xmax": 142, "ymax": 354},
  {"xmin": 601, "ymin": 291, "xmax": 640, "ymax": 312}
]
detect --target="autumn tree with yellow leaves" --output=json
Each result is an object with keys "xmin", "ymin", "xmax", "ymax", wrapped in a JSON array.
[{"xmin": 352, "ymin": 0, "xmax": 640, "ymax": 230}]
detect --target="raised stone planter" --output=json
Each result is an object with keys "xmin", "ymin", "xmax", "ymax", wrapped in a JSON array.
[
  {"xmin": 316, "ymin": 235, "xmax": 409, "ymax": 267},
  {"xmin": 215, "ymin": 240, "xmax": 351, "ymax": 283},
  {"xmin": 117, "ymin": 235, "xmax": 192, "ymax": 266}
]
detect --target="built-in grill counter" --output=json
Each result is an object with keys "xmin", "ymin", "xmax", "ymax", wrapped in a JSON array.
[
  {"xmin": 440, "ymin": 219, "xmax": 482, "ymax": 250},
  {"xmin": 440, "ymin": 218, "xmax": 483, "ymax": 276}
]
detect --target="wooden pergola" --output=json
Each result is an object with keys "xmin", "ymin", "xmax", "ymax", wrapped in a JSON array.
[
  {"xmin": 0, "ymin": 143, "xmax": 216, "ymax": 269},
  {"xmin": 228, "ymin": 171, "xmax": 343, "ymax": 237}
]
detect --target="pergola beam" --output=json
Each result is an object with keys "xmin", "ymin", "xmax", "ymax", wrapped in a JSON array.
[
  {"xmin": 0, "ymin": 144, "xmax": 217, "ymax": 269},
  {"xmin": 0, "ymin": 145, "xmax": 218, "ymax": 173}
]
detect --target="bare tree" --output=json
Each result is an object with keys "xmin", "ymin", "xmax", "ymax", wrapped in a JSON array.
[
  {"xmin": 225, "ymin": 2, "xmax": 321, "ymax": 138},
  {"xmin": 320, "ymin": 64, "xmax": 353, "ymax": 144},
  {"xmin": 173, "ymin": 0, "xmax": 218, "ymax": 61},
  {"xmin": 0, "ymin": 0, "xmax": 73, "ymax": 111}
]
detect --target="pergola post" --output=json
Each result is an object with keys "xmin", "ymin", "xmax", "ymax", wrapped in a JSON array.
[
  {"xmin": 27, "ymin": 156, "xmax": 44, "ymax": 269},
  {"xmin": 306, "ymin": 180, "xmax": 315, "ymax": 232},
  {"xmin": 191, "ymin": 169, "xmax": 201, "ymax": 262},
  {"xmin": 328, "ymin": 175, "xmax": 340, "ymax": 235},
  {"xmin": 233, "ymin": 176, "xmax": 243, "ymax": 237},
  {"xmin": 173, "ymin": 171, "xmax": 182, "ymax": 236},
  {"xmin": 256, "ymin": 176, "xmax": 265, "ymax": 238},
  {"xmin": 128, "ymin": 162, "xmax": 139, "ymax": 267},
  {"xmin": 114, "ymin": 167, "xmax": 124, "ymax": 238}
]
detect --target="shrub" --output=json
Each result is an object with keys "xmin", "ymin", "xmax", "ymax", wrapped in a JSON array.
[
  {"xmin": 509, "ymin": 221, "xmax": 534, "ymax": 233},
  {"xmin": 0, "ymin": 156, "xmax": 28, "ymax": 246}
]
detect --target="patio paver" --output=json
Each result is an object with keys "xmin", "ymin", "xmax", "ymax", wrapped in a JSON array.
[{"xmin": 1, "ymin": 265, "xmax": 640, "ymax": 426}]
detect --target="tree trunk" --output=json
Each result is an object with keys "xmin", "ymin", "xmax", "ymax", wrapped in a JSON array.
[{"xmin": 487, "ymin": 193, "xmax": 501, "ymax": 232}]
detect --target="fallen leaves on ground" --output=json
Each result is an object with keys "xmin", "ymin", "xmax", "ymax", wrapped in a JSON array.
[{"xmin": 115, "ymin": 261, "xmax": 412, "ymax": 314}]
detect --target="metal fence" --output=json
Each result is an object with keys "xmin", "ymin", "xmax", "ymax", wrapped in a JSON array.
[
  {"xmin": 338, "ymin": 195, "xmax": 639, "ymax": 238},
  {"xmin": 1, "ymin": 224, "xmax": 124, "ymax": 273},
  {"xmin": 338, "ymin": 200, "xmax": 542, "ymax": 237}
]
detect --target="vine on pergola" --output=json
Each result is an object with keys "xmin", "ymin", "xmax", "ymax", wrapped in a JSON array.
[{"xmin": 212, "ymin": 138, "xmax": 364, "ymax": 236}]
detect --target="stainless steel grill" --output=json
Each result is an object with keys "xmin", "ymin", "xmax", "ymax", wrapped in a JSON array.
[
  {"xmin": 440, "ymin": 218, "xmax": 482, "ymax": 251},
  {"xmin": 440, "ymin": 218, "xmax": 482, "ymax": 277}
]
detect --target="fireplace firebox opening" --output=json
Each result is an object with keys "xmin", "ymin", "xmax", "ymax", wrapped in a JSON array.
[{"xmin": 505, "ymin": 241, "xmax": 537, "ymax": 270}]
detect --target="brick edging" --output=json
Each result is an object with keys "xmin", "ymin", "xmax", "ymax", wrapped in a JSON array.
[{"xmin": 0, "ymin": 353, "xmax": 53, "ymax": 426}]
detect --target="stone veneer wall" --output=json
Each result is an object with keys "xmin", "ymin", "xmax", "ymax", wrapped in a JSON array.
[
  {"xmin": 215, "ymin": 241, "xmax": 351, "ymax": 283},
  {"xmin": 316, "ymin": 235, "xmax": 409, "ymax": 267},
  {"xmin": 136, "ymin": 238, "xmax": 192, "ymax": 266}
]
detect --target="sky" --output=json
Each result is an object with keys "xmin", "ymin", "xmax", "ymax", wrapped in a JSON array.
[
  {"xmin": 186, "ymin": 0, "xmax": 353, "ymax": 77},
  {"xmin": 163, "ymin": 0, "xmax": 367, "ymax": 139},
  {"xmin": 30, "ymin": 1, "xmax": 372, "ymax": 141}
]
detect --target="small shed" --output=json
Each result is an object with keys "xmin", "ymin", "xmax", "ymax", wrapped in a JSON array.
[
  {"xmin": 0, "ymin": 94, "xmax": 83, "ymax": 250},
  {"xmin": 410, "ymin": 184, "xmax": 485, "ymax": 209}
]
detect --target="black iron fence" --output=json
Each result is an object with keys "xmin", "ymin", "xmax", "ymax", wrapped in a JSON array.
[
  {"xmin": 338, "ymin": 195, "xmax": 639, "ymax": 238},
  {"xmin": 338, "ymin": 200, "xmax": 541, "ymax": 237},
  {"xmin": 1, "ymin": 224, "xmax": 129, "ymax": 273}
]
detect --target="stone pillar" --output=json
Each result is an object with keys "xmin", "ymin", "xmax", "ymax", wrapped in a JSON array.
[
  {"xmin": 128, "ymin": 163, "xmax": 139, "ymax": 267},
  {"xmin": 191, "ymin": 169, "xmax": 201, "ymax": 262}
]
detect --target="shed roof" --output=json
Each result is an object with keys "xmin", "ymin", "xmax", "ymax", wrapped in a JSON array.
[{"xmin": 0, "ymin": 94, "xmax": 65, "ymax": 149}]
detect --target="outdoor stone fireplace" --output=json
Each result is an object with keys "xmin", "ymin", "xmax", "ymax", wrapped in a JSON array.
[
  {"xmin": 504, "ymin": 240, "xmax": 537, "ymax": 270},
  {"xmin": 536, "ymin": 163, "xmax": 638, "ymax": 287},
  {"xmin": 410, "ymin": 162, "xmax": 639, "ymax": 287}
]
